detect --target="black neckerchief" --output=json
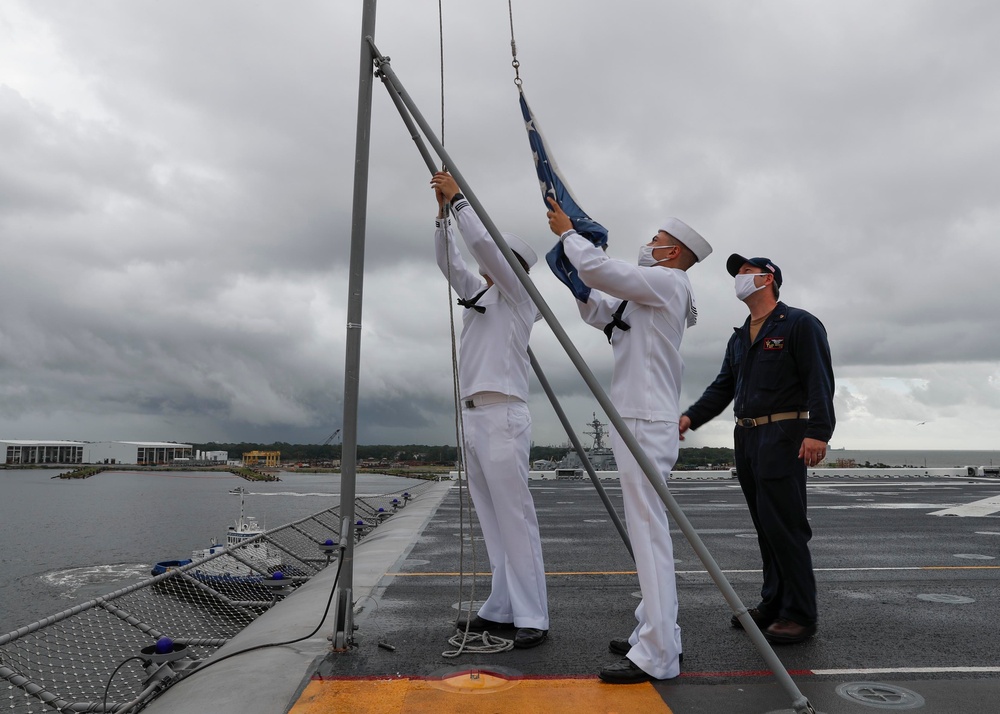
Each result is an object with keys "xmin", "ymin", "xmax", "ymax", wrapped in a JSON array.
[
  {"xmin": 458, "ymin": 287, "xmax": 489, "ymax": 314},
  {"xmin": 603, "ymin": 300, "xmax": 630, "ymax": 342}
]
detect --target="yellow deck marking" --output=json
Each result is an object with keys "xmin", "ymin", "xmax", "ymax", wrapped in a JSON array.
[
  {"xmin": 289, "ymin": 675, "xmax": 672, "ymax": 714},
  {"xmin": 921, "ymin": 565, "xmax": 1000, "ymax": 570}
]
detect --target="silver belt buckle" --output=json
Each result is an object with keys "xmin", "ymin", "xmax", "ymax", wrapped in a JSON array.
[{"xmin": 739, "ymin": 417, "xmax": 757, "ymax": 428}]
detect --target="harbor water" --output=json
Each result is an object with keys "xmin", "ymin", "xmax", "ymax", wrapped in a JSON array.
[{"xmin": 0, "ymin": 469, "xmax": 427, "ymax": 635}]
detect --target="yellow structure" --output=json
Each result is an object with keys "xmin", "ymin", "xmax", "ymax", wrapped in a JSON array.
[{"xmin": 242, "ymin": 450, "xmax": 281, "ymax": 467}]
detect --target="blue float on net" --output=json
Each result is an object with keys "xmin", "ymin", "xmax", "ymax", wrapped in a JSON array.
[
  {"xmin": 155, "ymin": 637, "xmax": 174, "ymax": 655},
  {"xmin": 271, "ymin": 571, "xmax": 284, "ymax": 580},
  {"xmin": 324, "ymin": 538, "xmax": 335, "ymax": 546}
]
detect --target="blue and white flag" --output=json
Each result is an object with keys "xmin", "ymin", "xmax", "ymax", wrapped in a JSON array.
[{"xmin": 519, "ymin": 90, "xmax": 608, "ymax": 302}]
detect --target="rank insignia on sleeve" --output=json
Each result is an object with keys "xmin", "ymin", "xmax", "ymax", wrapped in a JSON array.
[{"xmin": 763, "ymin": 338, "xmax": 785, "ymax": 350}]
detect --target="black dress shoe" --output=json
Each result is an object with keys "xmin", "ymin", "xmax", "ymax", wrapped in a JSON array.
[
  {"xmin": 608, "ymin": 638, "xmax": 631, "ymax": 656},
  {"xmin": 455, "ymin": 615, "xmax": 515, "ymax": 632},
  {"xmin": 598, "ymin": 657, "xmax": 655, "ymax": 684},
  {"xmin": 608, "ymin": 639, "xmax": 683, "ymax": 662},
  {"xmin": 730, "ymin": 607, "xmax": 776, "ymax": 631},
  {"xmin": 513, "ymin": 628, "xmax": 548, "ymax": 649},
  {"xmin": 763, "ymin": 618, "xmax": 817, "ymax": 644}
]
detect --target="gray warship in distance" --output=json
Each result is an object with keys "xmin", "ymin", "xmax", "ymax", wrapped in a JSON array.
[{"xmin": 552, "ymin": 413, "xmax": 617, "ymax": 478}]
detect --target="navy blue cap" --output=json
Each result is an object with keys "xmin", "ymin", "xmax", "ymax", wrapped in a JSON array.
[{"xmin": 726, "ymin": 254, "xmax": 782, "ymax": 288}]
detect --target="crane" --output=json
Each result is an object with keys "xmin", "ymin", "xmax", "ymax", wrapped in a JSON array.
[{"xmin": 322, "ymin": 429, "xmax": 342, "ymax": 446}]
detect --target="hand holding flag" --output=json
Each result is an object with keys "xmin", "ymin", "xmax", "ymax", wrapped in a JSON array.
[{"xmin": 546, "ymin": 197, "xmax": 573, "ymax": 235}]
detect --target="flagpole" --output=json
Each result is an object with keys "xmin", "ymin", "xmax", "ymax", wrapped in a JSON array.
[{"xmin": 331, "ymin": 0, "xmax": 378, "ymax": 651}]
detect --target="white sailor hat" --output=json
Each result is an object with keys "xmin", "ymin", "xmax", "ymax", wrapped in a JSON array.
[
  {"xmin": 502, "ymin": 232, "xmax": 538, "ymax": 268},
  {"xmin": 660, "ymin": 218, "xmax": 712, "ymax": 262}
]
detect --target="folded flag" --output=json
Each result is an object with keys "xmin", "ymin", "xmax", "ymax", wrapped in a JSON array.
[{"xmin": 519, "ymin": 90, "xmax": 608, "ymax": 302}]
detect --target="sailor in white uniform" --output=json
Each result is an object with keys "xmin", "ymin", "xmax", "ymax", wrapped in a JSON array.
[
  {"xmin": 431, "ymin": 172, "xmax": 549, "ymax": 649},
  {"xmin": 546, "ymin": 197, "xmax": 712, "ymax": 682}
]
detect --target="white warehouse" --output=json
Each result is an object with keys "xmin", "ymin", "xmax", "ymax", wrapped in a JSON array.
[
  {"xmin": 2, "ymin": 440, "xmax": 86, "ymax": 465},
  {"xmin": 85, "ymin": 442, "xmax": 194, "ymax": 465},
  {"xmin": 2, "ymin": 440, "xmax": 193, "ymax": 465}
]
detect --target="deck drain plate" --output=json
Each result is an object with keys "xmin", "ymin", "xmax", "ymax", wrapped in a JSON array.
[
  {"xmin": 426, "ymin": 665, "xmax": 522, "ymax": 694},
  {"xmin": 835, "ymin": 682, "xmax": 925, "ymax": 709},
  {"xmin": 427, "ymin": 665, "xmax": 524, "ymax": 694}
]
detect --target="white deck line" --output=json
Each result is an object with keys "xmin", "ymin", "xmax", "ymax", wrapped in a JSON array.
[
  {"xmin": 811, "ymin": 666, "xmax": 1000, "ymax": 675},
  {"xmin": 930, "ymin": 495, "xmax": 1000, "ymax": 517}
]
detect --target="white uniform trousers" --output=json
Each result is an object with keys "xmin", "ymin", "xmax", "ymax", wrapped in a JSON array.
[
  {"xmin": 612, "ymin": 418, "xmax": 682, "ymax": 679},
  {"xmin": 462, "ymin": 400, "xmax": 549, "ymax": 630}
]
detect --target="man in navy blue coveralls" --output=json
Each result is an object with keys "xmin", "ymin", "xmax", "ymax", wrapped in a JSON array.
[{"xmin": 679, "ymin": 254, "xmax": 834, "ymax": 645}]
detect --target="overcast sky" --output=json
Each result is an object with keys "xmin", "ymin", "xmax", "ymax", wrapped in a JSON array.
[{"xmin": 1, "ymin": 1, "xmax": 999, "ymax": 451}]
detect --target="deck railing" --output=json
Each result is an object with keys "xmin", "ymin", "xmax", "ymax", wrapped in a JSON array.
[{"xmin": 0, "ymin": 482, "xmax": 434, "ymax": 713}]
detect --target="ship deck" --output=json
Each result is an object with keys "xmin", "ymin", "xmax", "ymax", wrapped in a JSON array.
[{"xmin": 145, "ymin": 473, "xmax": 1000, "ymax": 713}]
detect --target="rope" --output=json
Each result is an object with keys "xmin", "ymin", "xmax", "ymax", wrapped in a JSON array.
[
  {"xmin": 436, "ymin": 0, "xmax": 493, "ymax": 658},
  {"xmin": 443, "ymin": 629, "xmax": 513, "ymax": 658},
  {"xmin": 441, "ymin": 220, "xmax": 494, "ymax": 658}
]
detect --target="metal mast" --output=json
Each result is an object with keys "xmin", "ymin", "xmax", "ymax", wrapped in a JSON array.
[{"xmin": 331, "ymin": 0, "xmax": 378, "ymax": 650}]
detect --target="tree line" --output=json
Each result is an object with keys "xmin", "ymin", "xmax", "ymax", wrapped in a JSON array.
[{"xmin": 192, "ymin": 442, "xmax": 735, "ymax": 470}]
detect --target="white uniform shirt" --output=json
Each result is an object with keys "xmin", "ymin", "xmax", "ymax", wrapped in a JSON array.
[
  {"xmin": 434, "ymin": 201, "xmax": 536, "ymax": 401},
  {"xmin": 563, "ymin": 231, "xmax": 696, "ymax": 423}
]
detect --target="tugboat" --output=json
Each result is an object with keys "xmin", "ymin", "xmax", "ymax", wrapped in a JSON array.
[
  {"xmin": 554, "ymin": 413, "xmax": 618, "ymax": 479},
  {"xmin": 151, "ymin": 490, "xmax": 284, "ymax": 592}
]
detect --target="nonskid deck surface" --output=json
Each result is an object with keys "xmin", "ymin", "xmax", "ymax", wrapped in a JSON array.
[{"xmin": 300, "ymin": 476, "xmax": 1000, "ymax": 713}]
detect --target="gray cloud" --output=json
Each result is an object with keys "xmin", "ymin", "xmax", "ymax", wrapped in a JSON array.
[{"xmin": 1, "ymin": 1, "xmax": 999, "ymax": 450}]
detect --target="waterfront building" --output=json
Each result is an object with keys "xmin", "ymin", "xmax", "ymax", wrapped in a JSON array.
[
  {"xmin": 1, "ymin": 440, "xmax": 85, "ymax": 465},
  {"xmin": 1, "ymin": 439, "xmax": 193, "ymax": 465}
]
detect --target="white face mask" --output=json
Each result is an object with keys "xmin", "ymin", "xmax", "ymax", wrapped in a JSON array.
[
  {"xmin": 735, "ymin": 273, "xmax": 767, "ymax": 301},
  {"xmin": 638, "ymin": 243, "xmax": 672, "ymax": 267}
]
